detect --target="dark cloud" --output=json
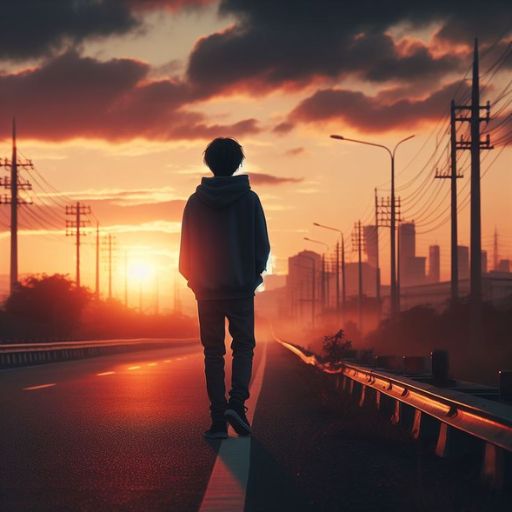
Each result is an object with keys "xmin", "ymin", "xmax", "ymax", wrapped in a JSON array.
[
  {"xmin": 186, "ymin": 0, "xmax": 512, "ymax": 96},
  {"xmin": 0, "ymin": 52, "xmax": 260, "ymax": 141},
  {"xmin": 273, "ymin": 122, "xmax": 295, "ymax": 134},
  {"xmin": 249, "ymin": 173, "xmax": 303, "ymax": 186},
  {"xmin": 288, "ymin": 81, "xmax": 470, "ymax": 133},
  {"xmin": 0, "ymin": 1, "xmax": 137, "ymax": 61},
  {"xmin": 0, "ymin": 1, "xmax": 216, "ymax": 61}
]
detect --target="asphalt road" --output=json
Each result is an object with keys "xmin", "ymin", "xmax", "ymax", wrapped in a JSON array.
[{"xmin": 1, "ymin": 333, "xmax": 510, "ymax": 512}]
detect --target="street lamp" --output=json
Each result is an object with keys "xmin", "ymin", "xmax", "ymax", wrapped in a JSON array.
[
  {"xmin": 313, "ymin": 222, "xmax": 345, "ymax": 312},
  {"xmin": 330, "ymin": 134, "xmax": 415, "ymax": 317}
]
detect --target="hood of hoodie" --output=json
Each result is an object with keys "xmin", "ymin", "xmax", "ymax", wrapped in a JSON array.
[{"xmin": 195, "ymin": 174, "xmax": 251, "ymax": 209}]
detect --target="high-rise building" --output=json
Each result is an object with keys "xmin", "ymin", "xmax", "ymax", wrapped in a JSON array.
[
  {"xmin": 399, "ymin": 222, "xmax": 425, "ymax": 286},
  {"xmin": 399, "ymin": 223, "xmax": 415, "ymax": 263},
  {"xmin": 428, "ymin": 245, "xmax": 440, "ymax": 282},
  {"xmin": 287, "ymin": 250, "xmax": 322, "ymax": 317},
  {"xmin": 363, "ymin": 225, "xmax": 378, "ymax": 269},
  {"xmin": 497, "ymin": 259, "xmax": 511, "ymax": 273},
  {"xmin": 458, "ymin": 245, "xmax": 469, "ymax": 280},
  {"xmin": 481, "ymin": 250, "xmax": 488, "ymax": 274}
]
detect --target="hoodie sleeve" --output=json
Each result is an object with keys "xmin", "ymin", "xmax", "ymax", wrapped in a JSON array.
[
  {"xmin": 254, "ymin": 194, "xmax": 270, "ymax": 275},
  {"xmin": 178, "ymin": 199, "xmax": 192, "ymax": 281}
]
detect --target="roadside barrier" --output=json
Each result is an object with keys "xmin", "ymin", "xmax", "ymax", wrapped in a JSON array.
[
  {"xmin": 0, "ymin": 337, "xmax": 198, "ymax": 369},
  {"xmin": 274, "ymin": 335, "xmax": 512, "ymax": 490}
]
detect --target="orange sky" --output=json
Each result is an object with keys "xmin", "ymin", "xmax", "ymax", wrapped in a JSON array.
[{"xmin": 1, "ymin": 2, "xmax": 511, "ymax": 312}]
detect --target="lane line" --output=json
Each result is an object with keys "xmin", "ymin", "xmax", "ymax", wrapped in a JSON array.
[
  {"xmin": 97, "ymin": 371, "xmax": 115, "ymax": 376},
  {"xmin": 199, "ymin": 340, "xmax": 268, "ymax": 512},
  {"xmin": 22, "ymin": 383, "xmax": 56, "ymax": 391}
]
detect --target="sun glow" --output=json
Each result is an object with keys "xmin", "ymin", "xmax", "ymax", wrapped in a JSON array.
[{"xmin": 128, "ymin": 260, "xmax": 155, "ymax": 283}]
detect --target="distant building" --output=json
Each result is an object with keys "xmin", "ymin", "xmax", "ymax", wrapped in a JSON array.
[
  {"xmin": 428, "ymin": 245, "xmax": 440, "ymax": 283},
  {"xmin": 482, "ymin": 250, "xmax": 488, "ymax": 274},
  {"xmin": 287, "ymin": 250, "xmax": 322, "ymax": 318},
  {"xmin": 457, "ymin": 245, "xmax": 469, "ymax": 280},
  {"xmin": 363, "ymin": 225, "xmax": 378, "ymax": 269},
  {"xmin": 497, "ymin": 259, "xmax": 511, "ymax": 273},
  {"xmin": 399, "ymin": 222, "xmax": 425, "ymax": 286},
  {"xmin": 344, "ymin": 261, "xmax": 377, "ymax": 297}
]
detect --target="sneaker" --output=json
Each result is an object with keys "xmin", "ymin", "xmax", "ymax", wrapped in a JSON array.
[
  {"xmin": 224, "ymin": 402, "xmax": 251, "ymax": 436},
  {"xmin": 204, "ymin": 420, "xmax": 228, "ymax": 440}
]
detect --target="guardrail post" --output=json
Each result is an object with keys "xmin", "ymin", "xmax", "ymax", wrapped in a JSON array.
[
  {"xmin": 431, "ymin": 350, "xmax": 450, "ymax": 386},
  {"xmin": 481, "ymin": 442, "xmax": 504, "ymax": 489}
]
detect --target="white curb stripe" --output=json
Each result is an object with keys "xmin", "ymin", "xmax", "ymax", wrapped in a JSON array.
[{"xmin": 199, "ymin": 339, "xmax": 268, "ymax": 512}]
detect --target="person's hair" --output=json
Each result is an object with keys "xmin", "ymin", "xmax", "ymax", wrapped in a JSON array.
[{"xmin": 203, "ymin": 137, "xmax": 245, "ymax": 176}]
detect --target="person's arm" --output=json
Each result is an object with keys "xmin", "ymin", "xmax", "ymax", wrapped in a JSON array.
[
  {"xmin": 178, "ymin": 200, "xmax": 192, "ymax": 281},
  {"xmin": 255, "ymin": 195, "xmax": 270, "ymax": 275}
]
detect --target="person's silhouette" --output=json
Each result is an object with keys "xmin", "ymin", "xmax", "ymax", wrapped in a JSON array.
[{"xmin": 179, "ymin": 138, "xmax": 270, "ymax": 439}]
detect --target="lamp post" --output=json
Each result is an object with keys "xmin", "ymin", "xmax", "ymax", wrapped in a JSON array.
[
  {"xmin": 304, "ymin": 237, "xmax": 329, "ymax": 309},
  {"xmin": 312, "ymin": 223, "xmax": 345, "ymax": 314},
  {"xmin": 330, "ymin": 134, "xmax": 414, "ymax": 317}
]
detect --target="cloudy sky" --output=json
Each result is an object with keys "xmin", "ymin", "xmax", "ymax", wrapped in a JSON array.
[{"xmin": 0, "ymin": 0, "xmax": 511, "ymax": 308}]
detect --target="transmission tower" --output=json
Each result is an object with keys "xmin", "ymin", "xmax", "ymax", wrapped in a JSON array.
[
  {"xmin": 0, "ymin": 119, "xmax": 33, "ymax": 293},
  {"xmin": 65, "ymin": 202, "xmax": 91, "ymax": 287}
]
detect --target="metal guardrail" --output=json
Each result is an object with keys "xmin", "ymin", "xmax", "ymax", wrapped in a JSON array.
[
  {"xmin": 274, "ymin": 335, "xmax": 512, "ymax": 489},
  {"xmin": 0, "ymin": 337, "xmax": 198, "ymax": 369}
]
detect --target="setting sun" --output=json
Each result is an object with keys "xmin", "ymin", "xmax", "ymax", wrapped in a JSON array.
[{"xmin": 128, "ymin": 260, "xmax": 155, "ymax": 283}]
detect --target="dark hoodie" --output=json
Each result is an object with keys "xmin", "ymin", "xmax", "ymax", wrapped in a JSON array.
[{"xmin": 179, "ymin": 174, "xmax": 270, "ymax": 301}]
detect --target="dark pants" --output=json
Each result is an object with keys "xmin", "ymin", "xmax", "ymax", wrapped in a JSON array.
[{"xmin": 197, "ymin": 296, "xmax": 256, "ymax": 421}]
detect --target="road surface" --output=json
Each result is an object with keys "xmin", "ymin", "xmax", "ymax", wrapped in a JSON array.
[{"xmin": 1, "ymin": 333, "xmax": 509, "ymax": 511}]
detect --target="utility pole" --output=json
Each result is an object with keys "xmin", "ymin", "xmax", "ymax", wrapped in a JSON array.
[
  {"xmin": 321, "ymin": 253, "xmax": 326, "ymax": 309},
  {"xmin": 341, "ymin": 234, "xmax": 346, "ymax": 309},
  {"xmin": 95, "ymin": 222, "xmax": 100, "ymax": 299},
  {"xmin": 493, "ymin": 227, "xmax": 499, "ymax": 270},
  {"xmin": 435, "ymin": 100, "xmax": 464, "ymax": 301},
  {"xmin": 335, "ymin": 240, "xmax": 340, "ymax": 312},
  {"xmin": 352, "ymin": 220, "xmax": 364, "ymax": 333},
  {"xmin": 376, "ymin": 195, "xmax": 401, "ymax": 312},
  {"xmin": 65, "ymin": 202, "xmax": 91, "ymax": 288},
  {"xmin": 102, "ymin": 234, "xmax": 117, "ymax": 299},
  {"xmin": 0, "ymin": 119, "xmax": 33, "ymax": 293},
  {"xmin": 374, "ymin": 188, "xmax": 381, "ymax": 302},
  {"xmin": 453, "ymin": 40, "xmax": 492, "ymax": 348}
]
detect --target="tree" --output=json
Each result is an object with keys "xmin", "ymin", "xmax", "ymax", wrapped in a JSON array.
[{"xmin": 4, "ymin": 274, "xmax": 90, "ymax": 340}]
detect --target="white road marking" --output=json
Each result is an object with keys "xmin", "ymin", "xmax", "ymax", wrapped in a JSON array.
[
  {"xmin": 199, "ymin": 339, "xmax": 268, "ymax": 512},
  {"xmin": 22, "ymin": 383, "xmax": 56, "ymax": 391},
  {"xmin": 97, "ymin": 371, "xmax": 115, "ymax": 376},
  {"xmin": 127, "ymin": 365, "xmax": 141, "ymax": 370}
]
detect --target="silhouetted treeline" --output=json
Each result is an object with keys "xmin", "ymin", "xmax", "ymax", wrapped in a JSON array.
[
  {"xmin": 365, "ymin": 300, "xmax": 512, "ymax": 386},
  {"xmin": 0, "ymin": 274, "xmax": 197, "ymax": 343}
]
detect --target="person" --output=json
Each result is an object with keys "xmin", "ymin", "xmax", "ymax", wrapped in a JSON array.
[{"xmin": 179, "ymin": 137, "xmax": 270, "ymax": 439}]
